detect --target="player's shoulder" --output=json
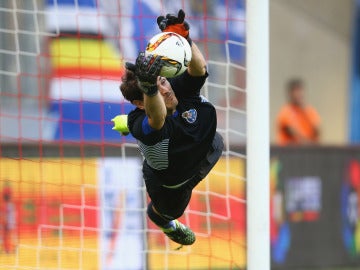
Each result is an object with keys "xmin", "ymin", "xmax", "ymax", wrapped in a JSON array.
[
  {"xmin": 128, "ymin": 108, "xmax": 170, "ymax": 143},
  {"xmin": 169, "ymin": 70, "xmax": 208, "ymax": 97},
  {"xmin": 128, "ymin": 108, "xmax": 145, "ymax": 131},
  {"xmin": 168, "ymin": 69, "xmax": 206, "ymax": 83},
  {"xmin": 128, "ymin": 107, "xmax": 145, "ymax": 121}
]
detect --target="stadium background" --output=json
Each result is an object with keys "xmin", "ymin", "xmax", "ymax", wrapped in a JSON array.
[{"xmin": 1, "ymin": 0, "xmax": 360, "ymax": 269}]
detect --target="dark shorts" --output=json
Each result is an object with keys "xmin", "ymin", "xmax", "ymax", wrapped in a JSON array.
[{"xmin": 143, "ymin": 132, "xmax": 224, "ymax": 220}]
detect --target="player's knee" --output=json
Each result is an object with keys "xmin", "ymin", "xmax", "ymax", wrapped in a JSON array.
[
  {"xmin": 147, "ymin": 202, "xmax": 171, "ymax": 227},
  {"xmin": 147, "ymin": 202, "xmax": 184, "ymax": 223}
]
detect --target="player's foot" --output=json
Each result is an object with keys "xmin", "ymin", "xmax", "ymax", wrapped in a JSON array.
[{"xmin": 161, "ymin": 219, "xmax": 195, "ymax": 245}]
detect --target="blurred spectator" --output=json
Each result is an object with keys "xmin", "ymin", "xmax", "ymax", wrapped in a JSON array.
[
  {"xmin": 276, "ymin": 79, "xmax": 321, "ymax": 145},
  {"xmin": 1, "ymin": 184, "xmax": 16, "ymax": 254}
]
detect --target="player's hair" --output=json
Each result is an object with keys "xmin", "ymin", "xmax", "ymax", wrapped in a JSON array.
[
  {"xmin": 120, "ymin": 69, "xmax": 144, "ymax": 102},
  {"xmin": 287, "ymin": 78, "xmax": 303, "ymax": 93}
]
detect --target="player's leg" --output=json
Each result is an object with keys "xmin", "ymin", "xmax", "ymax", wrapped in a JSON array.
[
  {"xmin": 146, "ymin": 201, "xmax": 195, "ymax": 246},
  {"xmin": 143, "ymin": 162, "xmax": 196, "ymax": 245},
  {"xmin": 156, "ymin": 132, "xmax": 223, "ymax": 245},
  {"xmin": 143, "ymin": 132, "xmax": 224, "ymax": 246},
  {"xmin": 195, "ymin": 132, "xmax": 224, "ymax": 183},
  {"xmin": 144, "ymin": 177, "xmax": 196, "ymax": 246}
]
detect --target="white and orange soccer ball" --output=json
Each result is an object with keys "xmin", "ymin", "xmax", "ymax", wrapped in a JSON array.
[{"xmin": 145, "ymin": 32, "xmax": 192, "ymax": 78}]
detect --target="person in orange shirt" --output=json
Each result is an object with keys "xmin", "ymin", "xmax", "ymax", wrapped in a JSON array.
[{"xmin": 276, "ymin": 79, "xmax": 321, "ymax": 145}]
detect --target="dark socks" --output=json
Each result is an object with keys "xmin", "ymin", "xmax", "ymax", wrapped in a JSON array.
[{"xmin": 147, "ymin": 202, "xmax": 171, "ymax": 228}]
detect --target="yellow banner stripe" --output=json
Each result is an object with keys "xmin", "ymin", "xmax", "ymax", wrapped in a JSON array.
[{"xmin": 50, "ymin": 38, "xmax": 122, "ymax": 70}]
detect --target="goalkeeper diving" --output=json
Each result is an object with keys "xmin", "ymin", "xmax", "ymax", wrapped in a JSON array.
[{"xmin": 118, "ymin": 9, "xmax": 224, "ymax": 246}]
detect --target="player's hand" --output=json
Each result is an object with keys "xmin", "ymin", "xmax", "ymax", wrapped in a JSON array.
[
  {"xmin": 157, "ymin": 9, "xmax": 192, "ymax": 45},
  {"xmin": 111, "ymin": 115, "xmax": 130, "ymax": 136},
  {"xmin": 125, "ymin": 62, "xmax": 136, "ymax": 73},
  {"xmin": 135, "ymin": 52, "xmax": 163, "ymax": 96},
  {"xmin": 135, "ymin": 52, "xmax": 162, "ymax": 84}
]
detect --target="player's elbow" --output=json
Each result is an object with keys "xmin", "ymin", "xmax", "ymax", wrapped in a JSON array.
[
  {"xmin": 188, "ymin": 64, "xmax": 206, "ymax": 77},
  {"xmin": 148, "ymin": 116, "xmax": 165, "ymax": 130}
]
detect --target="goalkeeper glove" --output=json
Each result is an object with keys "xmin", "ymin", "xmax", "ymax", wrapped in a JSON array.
[
  {"xmin": 133, "ymin": 52, "xmax": 163, "ymax": 97},
  {"xmin": 157, "ymin": 9, "xmax": 192, "ymax": 46},
  {"xmin": 112, "ymin": 114, "xmax": 130, "ymax": 136}
]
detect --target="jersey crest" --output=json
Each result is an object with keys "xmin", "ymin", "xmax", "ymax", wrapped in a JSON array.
[{"xmin": 182, "ymin": 109, "xmax": 197, "ymax": 124}]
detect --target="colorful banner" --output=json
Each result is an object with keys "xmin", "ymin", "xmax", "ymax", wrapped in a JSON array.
[
  {"xmin": 349, "ymin": 0, "xmax": 360, "ymax": 142},
  {"xmin": 0, "ymin": 157, "xmax": 143, "ymax": 270},
  {"xmin": 98, "ymin": 157, "xmax": 144, "ymax": 270},
  {"xmin": 271, "ymin": 147, "xmax": 360, "ymax": 269},
  {"xmin": 0, "ymin": 154, "xmax": 245, "ymax": 270},
  {"xmin": 0, "ymin": 158, "xmax": 99, "ymax": 269},
  {"xmin": 341, "ymin": 159, "xmax": 360, "ymax": 258},
  {"xmin": 45, "ymin": 0, "xmax": 132, "ymax": 143},
  {"xmin": 43, "ymin": 0, "xmax": 246, "ymax": 143},
  {"xmin": 47, "ymin": 34, "xmax": 131, "ymax": 142},
  {"xmin": 4, "ymin": 146, "xmax": 360, "ymax": 269}
]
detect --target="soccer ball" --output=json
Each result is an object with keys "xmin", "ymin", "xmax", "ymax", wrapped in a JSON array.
[{"xmin": 145, "ymin": 32, "xmax": 192, "ymax": 78}]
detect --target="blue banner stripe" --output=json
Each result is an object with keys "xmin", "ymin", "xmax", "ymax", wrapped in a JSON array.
[
  {"xmin": 50, "ymin": 101, "xmax": 135, "ymax": 142},
  {"xmin": 46, "ymin": 0, "xmax": 97, "ymax": 8},
  {"xmin": 350, "ymin": 5, "xmax": 360, "ymax": 143}
]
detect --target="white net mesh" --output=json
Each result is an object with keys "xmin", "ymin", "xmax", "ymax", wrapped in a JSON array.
[{"xmin": 0, "ymin": 1, "xmax": 247, "ymax": 269}]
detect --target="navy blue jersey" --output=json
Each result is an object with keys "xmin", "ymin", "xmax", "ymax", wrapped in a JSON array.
[{"xmin": 128, "ymin": 70, "xmax": 217, "ymax": 186}]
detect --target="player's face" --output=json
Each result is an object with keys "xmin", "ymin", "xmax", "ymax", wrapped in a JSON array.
[{"xmin": 158, "ymin": 76, "xmax": 178, "ymax": 113}]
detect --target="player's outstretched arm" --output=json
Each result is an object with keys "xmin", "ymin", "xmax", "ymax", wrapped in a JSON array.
[
  {"xmin": 135, "ymin": 53, "xmax": 166, "ymax": 130},
  {"xmin": 144, "ymin": 77, "xmax": 166, "ymax": 130},
  {"xmin": 156, "ymin": 9, "xmax": 206, "ymax": 76},
  {"xmin": 187, "ymin": 42, "xmax": 207, "ymax": 77}
]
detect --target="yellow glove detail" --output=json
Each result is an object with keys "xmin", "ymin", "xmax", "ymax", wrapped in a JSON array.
[{"xmin": 111, "ymin": 115, "xmax": 130, "ymax": 136}]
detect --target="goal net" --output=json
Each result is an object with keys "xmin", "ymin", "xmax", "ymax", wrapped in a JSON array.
[{"xmin": 0, "ymin": 1, "xmax": 251, "ymax": 269}]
